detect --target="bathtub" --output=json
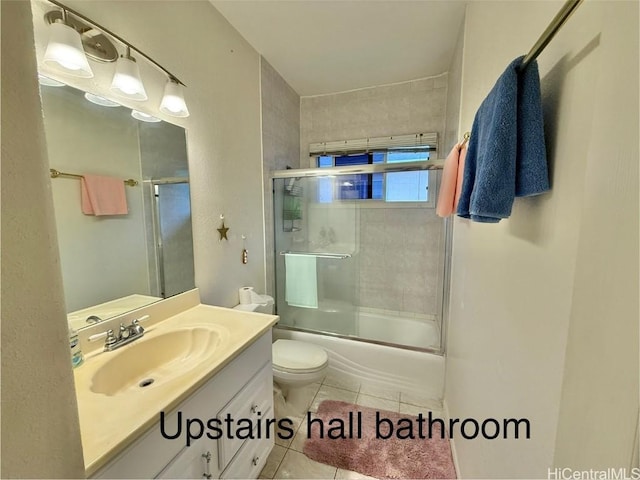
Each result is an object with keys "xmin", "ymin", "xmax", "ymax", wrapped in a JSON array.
[
  {"xmin": 272, "ymin": 322, "xmax": 445, "ymax": 402},
  {"xmin": 356, "ymin": 310, "xmax": 441, "ymax": 350},
  {"xmin": 284, "ymin": 306, "xmax": 441, "ymax": 350}
]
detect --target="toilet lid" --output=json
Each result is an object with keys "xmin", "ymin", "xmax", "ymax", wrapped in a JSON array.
[{"xmin": 272, "ymin": 340, "xmax": 328, "ymax": 372}]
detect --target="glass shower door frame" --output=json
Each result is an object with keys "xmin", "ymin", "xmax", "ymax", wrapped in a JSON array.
[
  {"xmin": 150, "ymin": 177, "xmax": 190, "ymax": 298},
  {"xmin": 272, "ymin": 160, "xmax": 451, "ymax": 355}
]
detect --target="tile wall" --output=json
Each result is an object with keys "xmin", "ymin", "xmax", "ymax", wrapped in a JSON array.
[
  {"xmin": 299, "ymin": 75, "xmax": 448, "ymax": 317},
  {"xmin": 261, "ymin": 58, "xmax": 301, "ymax": 296}
]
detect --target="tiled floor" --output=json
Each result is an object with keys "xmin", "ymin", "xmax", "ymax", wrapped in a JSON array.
[{"xmin": 260, "ymin": 372, "xmax": 443, "ymax": 479}]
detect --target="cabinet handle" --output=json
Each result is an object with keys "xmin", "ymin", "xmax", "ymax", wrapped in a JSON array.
[
  {"xmin": 252, "ymin": 456, "xmax": 260, "ymax": 466},
  {"xmin": 202, "ymin": 451, "xmax": 212, "ymax": 479},
  {"xmin": 250, "ymin": 404, "xmax": 260, "ymax": 414}
]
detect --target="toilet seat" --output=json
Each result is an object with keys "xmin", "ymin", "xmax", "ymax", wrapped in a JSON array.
[{"xmin": 272, "ymin": 340, "xmax": 328, "ymax": 374}]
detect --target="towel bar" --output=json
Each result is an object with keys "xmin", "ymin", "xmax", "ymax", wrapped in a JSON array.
[
  {"xmin": 50, "ymin": 168, "xmax": 138, "ymax": 187},
  {"xmin": 279, "ymin": 251, "xmax": 351, "ymax": 260}
]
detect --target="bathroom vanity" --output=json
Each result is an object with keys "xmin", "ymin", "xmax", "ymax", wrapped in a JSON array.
[{"xmin": 74, "ymin": 290, "xmax": 278, "ymax": 479}]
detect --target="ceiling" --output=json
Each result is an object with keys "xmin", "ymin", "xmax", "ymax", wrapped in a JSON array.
[{"xmin": 210, "ymin": 1, "xmax": 467, "ymax": 96}]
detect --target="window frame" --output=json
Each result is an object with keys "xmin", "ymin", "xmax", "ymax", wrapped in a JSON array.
[{"xmin": 315, "ymin": 151, "xmax": 438, "ymax": 209}]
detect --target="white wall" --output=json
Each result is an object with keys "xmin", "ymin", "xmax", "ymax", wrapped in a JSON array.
[
  {"xmin": 33, "ymin": 0, "xmax": 266, "ymax": 308},
  {"xmin": 0, "ymin": 1, "xmax": 85, "ymax": 476},
  {"xmin": 443, "ymin": 18, "xmax": 465, "ymax": 153},
  {"xmin": 445, "ymin": 1, "xmax": 639, "ymax": 478},
  {"xmin": 552, "ymin": 1, "xmax": 639, "ymax": 469}
]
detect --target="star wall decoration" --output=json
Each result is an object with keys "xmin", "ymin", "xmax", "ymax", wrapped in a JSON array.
[{"xmin": 217, "ymin": 221, "xmax": 229, "ymax": 241}]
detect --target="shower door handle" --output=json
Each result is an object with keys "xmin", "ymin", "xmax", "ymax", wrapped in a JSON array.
[{"xmin": 279, "ymin": 251, "xmax": 351, "ymax": 259}]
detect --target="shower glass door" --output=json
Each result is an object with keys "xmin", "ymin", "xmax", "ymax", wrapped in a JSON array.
[
  {"xmin": 153, "ymin": 181, "xmax": 195, "ymax": 298},
  {"xmin": 273, "ymin": 162, "xmax": 448, "ymax": 353},
  {"xmin": 274, "ymin": 175, "xmax": 360, "ymax": 336}
]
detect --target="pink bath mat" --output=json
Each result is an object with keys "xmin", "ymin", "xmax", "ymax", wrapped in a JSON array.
[{"xmin": 303, "ymin": 400, "xmax": 456, "ymax": 479}]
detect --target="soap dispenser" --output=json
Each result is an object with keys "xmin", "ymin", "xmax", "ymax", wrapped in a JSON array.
[{"xmin": 69, "ymin": 325, "xmax": 84, "ymax": 368}]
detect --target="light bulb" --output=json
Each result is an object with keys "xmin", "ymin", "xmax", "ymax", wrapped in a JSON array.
[
  {"xmin": 159, "ymin": 78, "xmax": 189, "ymax": 117},
  {"xmin": 110, "ymin": 55, "xmax": 147, "ymax": 101},
  {"xmin": 43, "ymin": 21, "xmax": 93, "ymax": 78}
]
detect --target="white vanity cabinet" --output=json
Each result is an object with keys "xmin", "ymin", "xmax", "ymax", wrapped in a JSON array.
[
  {"xmin": 92, "ymin": 332, "xmax": 274, "ymax": 479},
  {"xmin": 156, "ymin": 436, "xmax": 217, "ymax": 479}
]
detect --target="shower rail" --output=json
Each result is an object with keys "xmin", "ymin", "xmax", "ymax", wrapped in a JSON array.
[
  {"xmin": 272, "ymin": 159, "xmax": 444, "ymax": 179},
  {"xmin": 279, "ymin": 251, "xmax": 352, "ymax": 259}
]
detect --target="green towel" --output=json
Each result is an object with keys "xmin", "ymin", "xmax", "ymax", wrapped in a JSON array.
[{"xmin": 285, "ymin": 254, "xmax": 318, "ymax": 309}]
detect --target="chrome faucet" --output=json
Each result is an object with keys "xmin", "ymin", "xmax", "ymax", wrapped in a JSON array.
[
  {"xmin": 89, "ymin": 315, "xmax": 150, "ymax": 352},
  {"xmin": 85, "ymin": 315, "xmax": 102, "ymax": 325}
]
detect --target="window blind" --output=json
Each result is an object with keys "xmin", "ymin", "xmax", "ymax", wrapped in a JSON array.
[{"xmin": 309, "ymin": 132, "xmax": 438, "ymax": 156}]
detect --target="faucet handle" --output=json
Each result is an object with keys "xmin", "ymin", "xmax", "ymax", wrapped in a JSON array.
[
  {"xmin": 119, "ymin": 323, "xmax": 130, "ymax": 340},
  {"xmin": 105, "ymin": 330, "xmax": 117, "ymax": 346},
  {"xmin": 131, "ymin": 315, "xmax": 150, "ymax": 325},
  {"xmin": 88, "ymin": 329, "xmax": 117, "ymax": 346},
  {"xmin": 131, "ymin": 315, "xmax": 150, "ymax": 335}
]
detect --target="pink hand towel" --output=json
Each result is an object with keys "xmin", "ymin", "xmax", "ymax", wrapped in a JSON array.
[
  {"xmin": 81, "ymin": 174, "xmax": 128, "ymax": 216},
  {"xmin": 436, "ymin": 142, "xmax": 467, "ymax": 217},
  {"xmin": 454, "ymin": 143, "xmax": 467, "ymax": 212}
]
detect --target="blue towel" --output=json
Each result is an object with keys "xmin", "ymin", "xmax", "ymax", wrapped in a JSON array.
[
  {"xmin": 285, "ymin": 254, "xmax": 318, "ymax": 309},
  {"xmin": 457, "ymin": 56, "xmax": 550, "ymax": 223}
]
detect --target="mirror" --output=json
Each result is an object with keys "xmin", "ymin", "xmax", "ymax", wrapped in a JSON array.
[{"xmin": 39, "ymin": 82, "xmax": 195, "ymax": 331}]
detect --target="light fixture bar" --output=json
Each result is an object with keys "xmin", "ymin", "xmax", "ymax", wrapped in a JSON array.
[{"xmin": 46, "ymin": 0, "xmax": 186, "ymax": 87}]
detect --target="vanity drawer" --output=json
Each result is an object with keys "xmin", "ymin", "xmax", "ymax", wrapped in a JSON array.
[
  {"xmin": 156, "ymin": 436, "xmax": 218, "ymax": 479},
  {"xmin": 220, "ymin": 417, "xmax": 274, "ymax": 479},
  {"xmin": 217, "ymin": 363, "xmax": 273, "ymax": 469}
]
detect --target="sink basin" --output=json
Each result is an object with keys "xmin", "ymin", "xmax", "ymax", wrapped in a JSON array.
[{"xmin": 90, "ymin": 327, "xmax": 223, "ymax": 396}]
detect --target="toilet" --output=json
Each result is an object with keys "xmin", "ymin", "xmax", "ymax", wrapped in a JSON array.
[
  {"xmin": 271, "ymin": 340, "xmax": 328, "ymax": 416},
  {"xmin": 233, "ymin": 297, "xmax": 328, "ymax": 415},
  {"xmin": 272, "ymin": 339, "xmax": 328, "ymax": 394}
]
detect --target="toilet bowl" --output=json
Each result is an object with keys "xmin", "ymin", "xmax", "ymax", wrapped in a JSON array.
[
  {"xmin": 272, "ymin": 339, "xmax": 328, "ymax": 391},
  {"xmin": 272, "ymin": 339, "xmax": 328, "ymax": 416},
  {"xmin": 233, "ymin": 298, "xmax": 328, "ymax": 415}
]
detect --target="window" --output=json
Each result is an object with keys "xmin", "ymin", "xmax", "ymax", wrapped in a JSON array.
[{"xmin": 317, "ymin": 151, "xmax": 432, "ymax": 204}]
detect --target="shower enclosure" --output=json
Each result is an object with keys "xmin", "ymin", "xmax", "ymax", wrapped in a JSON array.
[
  {"xmin": 273, "ymin": 160, "xmax": 450, "ymax": 353},
  {"xmin": 148, "ymin": 179, "xmax": 195, "ymax": 298}
]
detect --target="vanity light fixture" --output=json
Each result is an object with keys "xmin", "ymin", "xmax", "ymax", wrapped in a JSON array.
[
  {"xmin": 38, "ymin": 74, "xmax": 65, "ymax": 87},
  {"xmin": 110, "ymin": 46, "xmax": 148, "ymax": 101},
  {"xmin": 84, "ymin": 92, "xmax": 120, "ymax": 107},
  {"xmin": 42, "ymin": 0, "xmax": 189, "ymax": 118},
  {"xmin": 131, "ymin": 110, "xmax": 161, "ymax": 123},
  {"xmin": 159, "ymin": 77, "xmax": 190, "ymax": 118},
  {"xmin": 43, "ymin": 9, "xmax": 93, "ymax": 78}
]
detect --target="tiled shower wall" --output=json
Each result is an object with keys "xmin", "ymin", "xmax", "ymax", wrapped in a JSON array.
[
  {"xmin": 300, "ymin": 74, "xmax": 448, "ymax": 166},
  {"xmin": 359, "ymin": 206, "xmax": 444, "ymax": 316},
  {"xmin": 261, "ymin": 58, "xmax": 301, "ymax": 296},
  {"xmin": 299, "ymin": 75, "xmax": 448, "ymax": 317}
]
